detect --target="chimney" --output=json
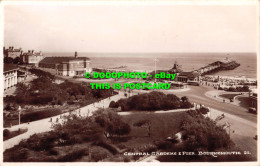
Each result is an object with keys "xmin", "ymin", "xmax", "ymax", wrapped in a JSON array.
[
  {"xmin": 32, "ymin": 50, "xmax": 34, "ymax": 54},
  {"xmin": 12, "ymin": 46, "xmax": 14, "ymax": 50},
  {"xmin": 75, "ymin": 51, "xmax": 78, "ymax": 58}
]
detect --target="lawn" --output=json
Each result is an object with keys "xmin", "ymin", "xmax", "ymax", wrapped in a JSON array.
[
  {"xmin": 236, "ymin": 96, "xmax": 251, "ymax": 109},
  {"xmin": 219, "ymin": 93, "xmax": 240, "ymax": 99},
  {"xmin": 3, "ymin": 128, "xmax": 28, "ymax": 141},
  {"xmin": 118, "ymin": 111, "xmax": 188, "ymax": 148}
]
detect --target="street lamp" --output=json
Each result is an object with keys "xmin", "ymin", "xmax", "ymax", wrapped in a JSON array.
[{"xmin": 18, "ymin": 106, "xmax": 21, "ymax": 125}]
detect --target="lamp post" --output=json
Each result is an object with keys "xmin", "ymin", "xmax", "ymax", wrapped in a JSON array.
[{"xmin": 18, "ymin": 106, "xmax": 21, "ymax": 125}]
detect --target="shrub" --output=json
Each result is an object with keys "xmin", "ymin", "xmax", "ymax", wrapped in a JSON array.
[
  {"xmin": 21, "ymin": 109, "xmax": 62, "ymax": 123},
  {"xmin": 109, "ymin": 101, "xmax": 118, "ymax": 108},
  {"xmin": 123, "ymin": 156, "xmax": 131, "ymax": 162},
  {"xmin": 117, "ymin": 144, "xmax": 126, "ymax": 149},
  {"xmin": 9, "ymin": 148, "xmax": 28, "ymax": 161},
  {"xmin": 116, "ymin": 92, "xmax": 184, "ymax": 111},
  {"xmin": 93, "ymin": 141, "xmax": 118, "ymax": 154},
  {"xmin": 93, "ymin": 109, "xmax": 131, "ymax": 138},
  {"xmin": 180, "ymin": 101, "xmax": 193, "ymax": 108},
  {"xmin": 181, "ymin": 114, "xmax": 234, "ymax": 151},
  {"xmin": 91, "ymin": 150, "xmax": 110, "ymax": 162},
  {"xmin": 57, "ymin": 149, "xmax": 86, "ymax": 162},
  {"xmin": 138, "ymin": 144, "xmax": 157, "ymax": 153},
  {"xmin": 198, "ymin": 107, "xmax": 209, "ymax": 114},
  {"xmin": 3, "ymin": 129, "xmax": 10, "ymax": 137},
  {"xmin": 48, "ymin": 149, "xmax": 58, "ymax": 156},
  {"xmin": 154, "ymin": 140, "xmax": 171, "ymax": 149}
]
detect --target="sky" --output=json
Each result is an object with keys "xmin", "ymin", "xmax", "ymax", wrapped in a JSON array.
[{"xmin": 4, "ymin": 4, "xmax": 257, "ymax": 53}]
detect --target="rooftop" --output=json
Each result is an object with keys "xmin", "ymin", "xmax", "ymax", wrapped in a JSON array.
[
  {"xmin": 4, "ymin": 64, "xmax": 18, "ymax": 72},
  {"xmin": 39, "ymin": 56, "xmax": 90, "ymax": 64},
  {"xmin": 23, "ymin": 52, "xmax": 42, "ymax": 56},
  {"xmin": 178, "ymin": 71, "xmax": 200, "ymax": 78}
]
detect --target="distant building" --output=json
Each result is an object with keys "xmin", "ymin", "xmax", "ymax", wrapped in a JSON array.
[
  {"xmin": 39, "ymin": 52, "xmax": 92, "ymax": 76},
  {"xmin": 4, "ymin": 46, "xmax": 22, "ymax": 59},
  {"xmin": 4, "ymin": 64, "xmax": 18, "ymax": 90},
  {"xmin": 168, "ymin": 62, "xmax": 199, "ymax": 83},
  {"xmin": 176, "ymin": 72, "xmax": 200, "ymax": 83},
  {"xmin": 20, "ymin": 50, "xmax": 44, "ymax": 67}
]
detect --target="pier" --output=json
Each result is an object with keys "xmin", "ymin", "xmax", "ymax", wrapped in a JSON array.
[{"xmin": 193, "ymin": 58, "xmax": 240, "ymax": 76}]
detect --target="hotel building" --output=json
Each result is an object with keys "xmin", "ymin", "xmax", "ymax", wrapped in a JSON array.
[
  {"xmin": 4, "ymin": 46, "xmax": 22, "ymax": 59},
  {"xmin": 39, "ymin": 52, "xmax": 92, "ymax": 76},
  {"xmin": 20, "ymin": 50, "xmax": 44, "ymax": 67}
]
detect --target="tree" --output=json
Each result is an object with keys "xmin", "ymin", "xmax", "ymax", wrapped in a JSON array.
[
  {"xmin": 15, "ymin": 83, "xmax": 29, "ymax": 97},
  {"xmin": 181, "ymin": 96, "xmax": 188, "ymax": 102},
  {"xmin": 93, "ymin": 109, "xmax": 131, "ymax": 138},
  {"xmin": 4, "ymin": 57, "xmax": 14, "ymax": 64},
  {"xmin": 109, "ymin": 101, "xmax": 118, "ymax": 108},
  {"xmin": 13, "ymin": 57, "xmax": 22, "ymax": 64},
  {"xmin": 133, "ymin": 119, "xmax": 152, "ymax": 137},
  {"xmin": 3, "ymin": 129, "xmax": 10, "ymax": 137}
]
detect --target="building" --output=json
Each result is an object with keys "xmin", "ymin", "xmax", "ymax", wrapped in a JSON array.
[
  {"xmin": 168, "ymin": 62, "xmax": 200, "ymax": 83},
  {"xmin": 39, "ymin": 52, "xmax": 92, "ymax": 76},
  {"xmin": 17, "ymin": 70, "xmax": 27, "ymax": 83},
  {"xmin": 4, "ymin": 64, "xmax": 18, "ymax": 90},
  {"xmin": 4, "ymin": 46, "xmax": 22, "ymax": 59},
  {"xmin": 176, "ymin": 72, "xmax": 200, "ymax": 83},
  {"xmin": 20, "ymin": 50, "xmax": 44, "ymax": 67}
]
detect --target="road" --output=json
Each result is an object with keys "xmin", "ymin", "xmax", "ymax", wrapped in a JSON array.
[{"xmin": 167, "ymin": 85, "xmax": 257, "ymax": 123}]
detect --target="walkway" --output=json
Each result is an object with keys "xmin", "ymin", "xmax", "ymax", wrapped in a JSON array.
[{"xmin": 3, "ymin": 92, "xmax": 125, "ymax": 151}]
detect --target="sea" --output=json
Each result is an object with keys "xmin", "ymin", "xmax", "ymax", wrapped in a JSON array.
[{"xmin": 44, "ymin": 52, "xmax": 257, "ymax": 79}]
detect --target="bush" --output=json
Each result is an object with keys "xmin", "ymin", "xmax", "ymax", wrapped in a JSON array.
[
  {"xmin": 154, "ymin": 140, "xmax": 171, "ymax": 149},
  {"xmin": 57, "ymin": 149, "xmax": 86, "ymax": 162},
  {"xmin": 91, "ymin": 150, "xmax": 110, "ymax": 162},
  {"xmin": 198, "ymin": 107, "xmax": 209, "ymax": 114},
  {"xmin": 109, "ymin": 101, "xmax": 118, "ymax": 108},
  {"xmin": 93, "ymin": 141, "xmax": 118, "ymax": 154},
  {"xmin": 21, "ymin": 109, "xmax": 62, "ymax": 123},
  {"xmin": 48, "ymin": 149, "xmax": 58, "ymax": 156},
  {"xmin": 117, "ymin": 144, "xmax": 126, "ymax": 149},
  {"xmin": 3, "ymin": 129, "xmax": 10, "ymax": 137},
  {"xmin": 115, "ymin": 92, "xmax": 184, "ymax": 111},
  {"xmin": 181, "ymin": 113, "xmax": 234, "ymax": 151},
  {"xmin": 138, "ymin": 144, "xmax": 157, "ymax": 153},
  {"xmin": 123, "ymin": 156, "xmax": 131, "ymax": 162},
  {"xmin": 9, "ymin": 148, "xmax": 28, "ymax": 161},
  {"xmin": 180, "ymin": 101, "xmax": 193, "ymax": 108},
  {"xmin": 93, "ymin": 109, "xmax": 131, "ymax": 138}
]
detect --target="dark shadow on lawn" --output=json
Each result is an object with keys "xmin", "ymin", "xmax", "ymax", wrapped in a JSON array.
[{"xmin": 236, "ymin": 97, "xmax": 251, "ymax": 109}]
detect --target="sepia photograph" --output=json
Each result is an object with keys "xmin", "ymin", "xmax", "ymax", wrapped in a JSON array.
[{"xmin": 1, "ymin": 0, "xmax": 259, "ymax": 165}]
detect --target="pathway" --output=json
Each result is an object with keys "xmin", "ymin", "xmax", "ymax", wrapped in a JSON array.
[{"xmin": 3, "ymin": 92, "xmax": 125, "ymax": 151}]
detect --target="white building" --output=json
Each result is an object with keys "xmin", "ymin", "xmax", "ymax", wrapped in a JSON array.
[{"xmin": 4, "ymin": 64, "xmax": 18, "ymax": 90}]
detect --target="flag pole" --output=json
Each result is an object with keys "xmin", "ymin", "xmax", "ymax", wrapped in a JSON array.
[{"xmin": 154, "ymin": 57, "xmax": 156, "ymax": 82}]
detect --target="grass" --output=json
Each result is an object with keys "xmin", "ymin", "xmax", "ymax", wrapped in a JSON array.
[
  {"xmin": 3, "ymin": 128, "xmax": 28, "ymax": 141},
  {"xmin": 118, "ymin": 111, "xmax": 187, "ymax": 147},
  {"xmin": 219, "ymin": 93, "xmax": 240, "ymax": 99},
  {"xmin": 236, "ymin": 97, "xmax": 251, "ymax": 109}
]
